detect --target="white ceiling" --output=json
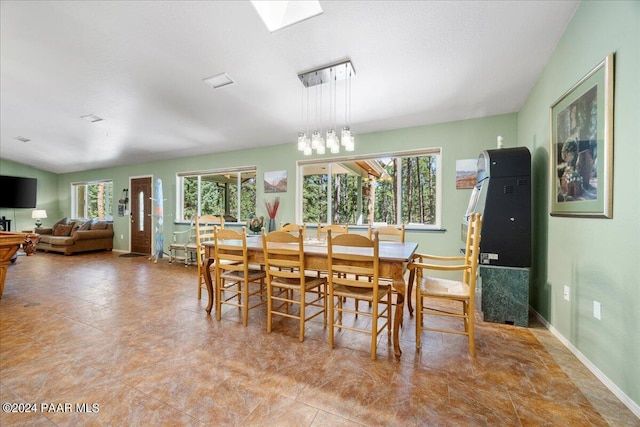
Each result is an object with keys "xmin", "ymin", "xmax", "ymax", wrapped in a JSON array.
[{"xmin": 0, "ymin": 1, "xmax": 579, "ymax": 174}]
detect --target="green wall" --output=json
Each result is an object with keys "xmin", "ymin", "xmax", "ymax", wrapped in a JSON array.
[{"xmin": 518, "ymin": 0, "xmax": 639, "ymax": 409}]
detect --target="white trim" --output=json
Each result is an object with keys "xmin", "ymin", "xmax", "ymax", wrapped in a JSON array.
[
  {"xmin": 531, "ymin": 309, "xmax": 640, "ymax": 418},
  {"xmin": 296, "ymin": 147, "xmax": 442, "ymax": 167},
  {"xmin": 176, "ymin": 165, "xmax": 256, "ymax": 177}
]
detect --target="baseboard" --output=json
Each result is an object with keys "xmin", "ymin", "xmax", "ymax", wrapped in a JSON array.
[{"xmin": 531, "ymin": 308, "xmax": 640, "ymax": 418}]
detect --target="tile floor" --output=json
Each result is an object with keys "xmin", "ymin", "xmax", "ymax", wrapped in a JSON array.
[{"xmin": 1, "ymin": 251, "xmax": 638, "ymax": 426}]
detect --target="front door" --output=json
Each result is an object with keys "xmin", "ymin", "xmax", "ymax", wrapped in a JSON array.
[{"xmin": 130, "ymin": 177, "xmax": 152, "ymax": 255}]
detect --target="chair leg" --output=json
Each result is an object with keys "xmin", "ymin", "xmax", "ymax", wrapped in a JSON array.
[
  {"xmin": 215, "ymin": 276, "xmax": 222, "ymax": 321},
  {"xmin": 416, "ymin": 289, "xmax": 422, "ymax": 349},
  {"xmin": 299, "ymin": 290, "xmax": 305, "ymax": 342},
  {"xmin": 466, "ymin": 301, "xmax": 475, "ymax": 357},
  {"xmin": 267, "ymin": 283, "xmax": 273, "ymax": 334},
  {"xmin": 322, "ymin": 282, "xmax": 327, "ymax": 326},
  {"xmin": 328, "ymin": 291, "xmax": 335, "ymax": 349},
  {"xmin": 371, "ymin": 295, "xmax": 378, "ymax": 360},
  {"xmin": 242, "ymin": 280, "xmax": 249, "ymax": 327},
  {"xmin": 197, "ymin": 265, "xmax": 203, "ymax": 300},
  {"xmin": 387, "ymin": 291, "xmax": 392, "ymax": 339}
]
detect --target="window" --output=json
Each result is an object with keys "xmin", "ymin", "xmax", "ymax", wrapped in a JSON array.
[
  {"xmin": 299, "ymin": 149, "xmax": 441, "ymax": 229},
  {"xmin": 71, "ymin": 180, "xmax": 113, "ymax": 220},
  {"xmin": 176, "ymin": 167, "xmax": 257, "ymax": 222}
]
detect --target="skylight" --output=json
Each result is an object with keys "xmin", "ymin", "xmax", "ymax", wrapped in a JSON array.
[{"xmin": 251, "ymin": 1, "xmax": 322, "ymax": 32}]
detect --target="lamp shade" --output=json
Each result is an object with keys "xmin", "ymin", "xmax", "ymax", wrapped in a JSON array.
[
  {"xmin": 32, "ymin": 210, "xmax": 47, "ymax": 219},
  {"xmin": 32, "ymin": 209, "xmax": 47, "ymax": 228}
]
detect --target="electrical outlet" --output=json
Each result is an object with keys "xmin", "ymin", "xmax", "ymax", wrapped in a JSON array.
[
  {"xmin": 563, "ymin": 285, "xmax": 570, "ymax": 301},
  {"xmin": 120, "ymin": 234, "xmax": 124, "ymax": 240},
  {"xmin": 593, "ymin": 300, "xmax": 601, "ymax": 320}
]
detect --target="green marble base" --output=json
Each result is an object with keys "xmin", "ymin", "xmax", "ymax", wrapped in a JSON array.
[{"xmin": 478, "ymin": 266, "xmax": 530, "ymax": 327}]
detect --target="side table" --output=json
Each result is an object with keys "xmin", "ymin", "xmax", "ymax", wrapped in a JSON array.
[{"xmin": 21, "ymin": 230, "xmax": 42, "ymax": 256}]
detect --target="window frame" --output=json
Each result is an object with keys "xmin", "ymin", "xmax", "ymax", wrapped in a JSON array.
[
  {"xmin": 296, "ymin": 148, "xmax": 442, "ymax": 230},
  {"xmin": 70, "ymin": 179, "xmax": 114, "ymax": 221},
  {"xmin": 175, "ymin": 165, "xmax": 257, "ymax": 223}
]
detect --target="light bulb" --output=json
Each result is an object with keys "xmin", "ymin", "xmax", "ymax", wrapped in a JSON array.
[
  {"xmin": 298, "ymin": 133, "xmax": 307, "ymax": 151},
  {"xmin": 345, "ymin": 134, "xmax": 355, "ymax": 152},
  {"xmin": 341, "ymin": 127, "xmax": 351, "ymax": 146}
]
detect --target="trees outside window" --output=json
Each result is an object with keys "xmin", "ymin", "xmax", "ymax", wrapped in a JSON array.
[
  {"xmin": 72, "ymin": 180, "xmax": 113, "ymax": 220},
  {"xmin": 177, "ymin": 168, "xmax": 256, "ymax": 222},
  {"xmin": 300, "ymin": 149, "xmax": 441, "ymax": 228}
]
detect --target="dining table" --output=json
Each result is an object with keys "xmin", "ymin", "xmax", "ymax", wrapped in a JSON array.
[{"xmin": 202, "ymin": 234, "xmax": 418, "ymax": 358}]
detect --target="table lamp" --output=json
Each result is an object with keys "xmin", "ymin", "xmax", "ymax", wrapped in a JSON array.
[{"xmin": 32, "ymin": 209, "xmax": 47, "ymax": 228}]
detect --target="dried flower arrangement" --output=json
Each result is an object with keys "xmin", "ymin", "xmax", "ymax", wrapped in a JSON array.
[{"xmin": 265, "ymin": 197, "xmax": 280, "ymax": 220}]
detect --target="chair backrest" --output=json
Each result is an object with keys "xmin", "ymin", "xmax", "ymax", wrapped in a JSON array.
[
  {"xmin": 186, "ymin": 221, "xmax": 197, "ymax": 243},
  {"xmin": 195, "ymin": 215, "xmax": 225, "ymax": 266},
  {"xmin": 262, "ymin": 230, "xmax": 305, "ymax": 282},
  {"xmin": 196, "ymin": 215, "xmax": 224, "ymax": 245},
  {"xmin": 173, "ymin": 220, "xmax": 196, "ymax": 244},
  {"xmin": 368, "ymin": 223, "xmax": 405, "ymax": 242},
  {"xmin": 279, "ymin": 222, "xmax": 307, "ymax": 238},
  {"xmin": 213, "ymin": 226, "xmax": 250, "ymax": 274},
  {"xmin": 317, "ymin": 223, "xmax": 349, "ymax": 239},
  {"xmin": 463, "ymin": 213, "xmax": 482, "ymax": 287},
  {"xmin": 327, "ymin": 230, "xmax": 379, "ymax": 291}
]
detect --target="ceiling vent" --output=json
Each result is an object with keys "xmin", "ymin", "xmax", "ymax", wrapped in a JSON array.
[
  {"xmin": 14, "ymin": 136, "xmax": 31, "ymax": 143},
  {"xmin": 81, "ymin": 114, "xmax": 104, "ymax": 123},
  {"xmin": 203, "ymin": 73, "xmax": 235, "ymax": 89}
]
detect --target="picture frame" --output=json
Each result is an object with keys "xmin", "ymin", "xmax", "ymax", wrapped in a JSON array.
[
  {"xmin": 264, "ymin": 170, "xmax": 287, "ymax": 193},
  {"xmin": 550, "ymin": 53, "xmax": 614, "ymax": 218},
  {"xmin": 456, "ymin": 159, "xmax": 477, "ymax": 189}
]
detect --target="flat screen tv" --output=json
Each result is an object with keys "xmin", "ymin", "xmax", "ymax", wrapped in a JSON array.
[{"xmin": 0, "ymin": 175, "xmax": 38, "ymax": 208}]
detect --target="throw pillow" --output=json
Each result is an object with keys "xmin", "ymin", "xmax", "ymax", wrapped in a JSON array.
[
  {"xmin": 90, "ymin": 221, "xmax": 108, "ymax": 230},
  {"xmin": 53, "ymin": 217, "xmax": 68, "ymax": 228},
  {"xmin": 78, "ymin": 221, "xmax": 92, "ymax": 231},
  {"xmin": 53, "ymin": 224, "xmax": 73, "ymax": 236}
]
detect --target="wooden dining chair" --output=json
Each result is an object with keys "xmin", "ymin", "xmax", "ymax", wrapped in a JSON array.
[
  {"xmin": 195, "ymin": 215, "xmax": 225, "ymax": 299},
  {"xmin": 327, "ymin": 230, "xmax": 391, "ymax": 360},
  {"xmin": 313, "ymin": 224, "xmax": 349, "ymax": 279},
  {"xmin": 368, "ymin": 223, "xmax": 405, "ymax": 242},
  {"xmin": 214, "ymin": 226, "xmax": 266, "ymax": 326},
  {"xmin": 364, "ymin": 224, "xmax": 404, "ymax": 312},
  {"xmin": 262, "ymin": 230, "xmax": 326, "ymax": 342},
  {"xmin": 408, "ymin": 213, "xmax": 482, "ymax": 356},
  {"xmin": 280, "ymin": 222, "xmax": 307, "ymax": 238},
  {"xmin": 317, "ymin": 223, "xmax": 348, "ymax": 239}
]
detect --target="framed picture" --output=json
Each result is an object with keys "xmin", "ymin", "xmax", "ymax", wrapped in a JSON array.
[
  {"xmin": 550, "ymin": 53, "xmax": 614, "ymax": 218},
  {"xmin": 264, "ymin": 170, "xmax": 287, "ymax": 193},
  {"xmin": 456, "ymin": 159, "xmax": 477, "ymax": 189}
]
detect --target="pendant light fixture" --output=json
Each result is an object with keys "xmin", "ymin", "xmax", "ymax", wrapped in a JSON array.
[{"xmin": 297, "ymin": 60, "xmax": 355, "ymax": 155}]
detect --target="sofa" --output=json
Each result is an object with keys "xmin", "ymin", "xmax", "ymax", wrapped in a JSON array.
[{"xmin": 37, "ymin": 218, "xmax": 114, "ymax": 255}]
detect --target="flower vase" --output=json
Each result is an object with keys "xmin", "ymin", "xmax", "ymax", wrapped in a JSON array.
[{"xmin": 268, "ymin": 218, "xmax": 276, "ymax": 233}]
